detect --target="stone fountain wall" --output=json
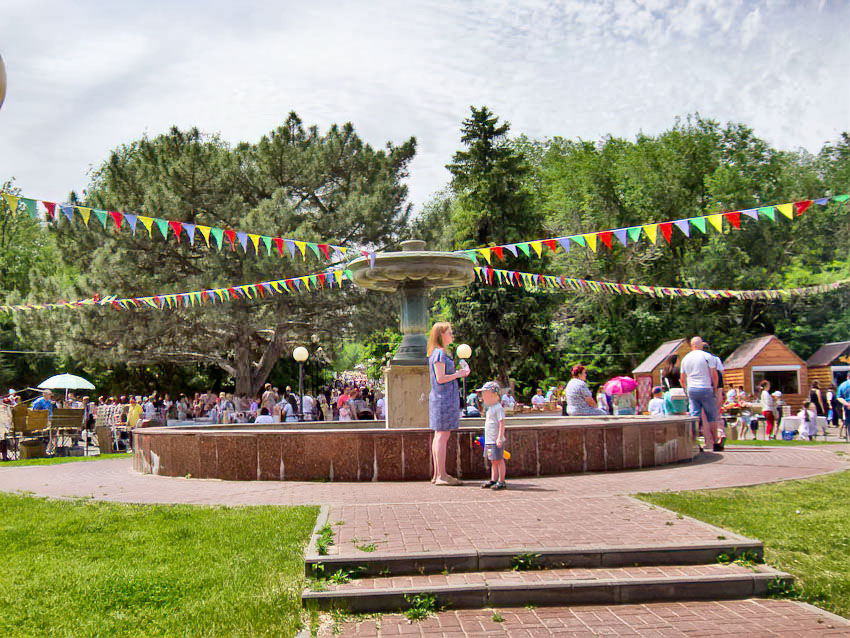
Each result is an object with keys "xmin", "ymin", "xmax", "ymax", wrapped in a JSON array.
[{"xmin": 133, "ymin": 416, "xmax": 698, "ymax": 482}]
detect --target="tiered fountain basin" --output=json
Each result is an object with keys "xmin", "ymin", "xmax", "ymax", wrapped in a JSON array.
[{"xmin": 133, "ymin": 415, "xmax": 699, "ymax": 482}]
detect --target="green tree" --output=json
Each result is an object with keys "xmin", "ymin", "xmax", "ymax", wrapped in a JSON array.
[
  {"xmin": 530, "ymin": 116, "xmax": 850, "ymax": 378},
  {"xmin": 438, "ymin": 106, "xmax": 562, "ymax": 390},
  {"xmin": 19, "ymin": 115, "xmax": 414, "ymax": 395},
  {"xmin": 0, "ymin": 180, "xmax": 63, "ymax": 389}
]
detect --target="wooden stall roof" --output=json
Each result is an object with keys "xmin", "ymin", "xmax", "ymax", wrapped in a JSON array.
[
  {"xmin": 722, "ymin": 335, "xmax": 803, "ymax": 369},
  {"xmin": 806, "ymin": 341, "xmax": 850, "ymax": 367},
  {"xmin": 633, "ymin": 338, "xmax": 686, "ymax": 375}
]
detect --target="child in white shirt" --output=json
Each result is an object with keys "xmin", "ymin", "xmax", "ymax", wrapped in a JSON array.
[
  {"xmin": 648, "ymin": 387, "xmax": 665, "ymax": 416},
  {"xmin": 478, "ymin": 381, "xmax": 507, "ymax": 490}
]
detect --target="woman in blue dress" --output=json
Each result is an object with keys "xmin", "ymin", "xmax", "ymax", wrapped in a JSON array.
[{"xmin": 428, "ymin": 322, "xmax": 470, "ymax": 485}]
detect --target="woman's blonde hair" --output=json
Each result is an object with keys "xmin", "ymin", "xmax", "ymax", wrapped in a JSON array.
[{"xmin": 427, "ymin": 322, "xmax": 452, "ymax": 356}]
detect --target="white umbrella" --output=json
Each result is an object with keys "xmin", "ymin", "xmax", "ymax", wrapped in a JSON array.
[{"xmin": 38, "ymin": 374, "xmax": 95, "ymax": 391}]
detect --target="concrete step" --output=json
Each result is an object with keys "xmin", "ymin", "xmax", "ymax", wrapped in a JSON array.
[
  {"xmin": 305, "ymin": 539, "xmax": 764, "ymax": 578},
  {"xmin": 302, "ymin": 562, "xmax": 792, "ymax": 613}
]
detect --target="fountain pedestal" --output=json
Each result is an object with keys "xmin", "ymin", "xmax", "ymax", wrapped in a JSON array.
[{"xmin": 348, "ymin": 240, "xmax": 475, "ymax": 428}]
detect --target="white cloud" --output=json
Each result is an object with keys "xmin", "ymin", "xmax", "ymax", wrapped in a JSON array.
[{"xmin": 0, "ymin": 0, "xmax": 847, "ymax": 214}]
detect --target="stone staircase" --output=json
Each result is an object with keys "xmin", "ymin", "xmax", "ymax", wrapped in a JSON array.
[{"xmin": 301, "ymin": 520, "xmax": 792, "ymax": 614}]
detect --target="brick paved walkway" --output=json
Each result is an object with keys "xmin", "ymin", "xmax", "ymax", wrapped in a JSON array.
[
  {"xmin": 0, "ymin": 445, "xmax": 845, "ymax": 506},
  {"xmin": 3, "ymin": 445, "xmax": 849, "ymax": 637},
  {"xmin": 320, "ymin": 599, "xmax": 850, "ymax": 636}
]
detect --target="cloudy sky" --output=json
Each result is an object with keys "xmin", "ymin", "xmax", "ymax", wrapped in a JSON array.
[{"xmin": 1, "ymin": 0, "xmax": 847, "ymax": 213}]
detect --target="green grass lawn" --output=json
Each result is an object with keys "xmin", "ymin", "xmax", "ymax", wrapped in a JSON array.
[
  {"xmin": 640, "ymin": 469, "xmax": 850, "ymax": 618},
  {"xmin": 0, "ymin": 493, "xmax": 318, "ymax": 637},
  {"xmin": 1, "ymin": 452, "xmax": 132, "ymax": 467}
]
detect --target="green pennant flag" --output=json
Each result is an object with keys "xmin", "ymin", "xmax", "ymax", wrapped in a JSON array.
[
  {"xmin": 626, "ymin": 227, "xmax": 642, "ymax": 243},
  {"xmin": 571, "ymin": 235, "xmax": 586, "ymax": 247},
  {"xmin": 344, "ymin": 269, "xmax": 353, "ymax": 280},
  {"xmin": 261, "ymin": 236, "xmax": 273, "ymax": 256},
  {"xmin": 833, "ymin": 194, "xmax": 849, "ymax": 203},
  {"xmin": 758, "ymin": 206, "xmax": 776, "ymax": 221},
  {"xmin": 463, "ymin": 250, "xmax": 477, "ymax": 262},
  {"xmin": 94, "ymin": 209, "xmax": 108, "ymax": 228},
  {"xmin": 21, "ymin": 198, "xmax": 38, "ymax": 219},
  {"xmin": 154, "ymin": 218, "xmax": 169, "ymax": 238},
  {"xmin": 307, "ymin": 243, "xmax": 321, "ymax": 259},
  {"xmin": 309, "ymin": 274, "xmax": 319, "ymax": 288},
  {"xmin": 210, "ymin": 227, "xmax": 224, "ymax": 250},
  {"xmin": 517, "ymin": 242, "xmax": 531, "ymax": 256},
  {"xmin": 691, "ymin": 217, "xmax": 707, "ymax": 234}
]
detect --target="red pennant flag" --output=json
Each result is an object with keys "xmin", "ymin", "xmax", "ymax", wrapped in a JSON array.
[
  {"xmin": 543, "ymin": 239, "xmax": 559, "ymax": 253},
  {"xmin": 659, "ymin": 222, "xmax": 673, "ymax": 243},
  {"xmin": 168, "ymin": 220, "xmax": 183, "ymax": 241},
  {"xmin": 227, "ymin": 287, "xmax": 239, "ymax": 299},
  {"xmin": 795, "ymin": 200, "xmax": 813, "ymax": 216},
  {"xmin": 43, "ymin": 201, "xmax": 56, "ymax": 219},
  {"xmin": 318, "ymin": 273, "xmax": 327, "ymax": 286},
  {"xmin": 318, "ymin": 244, "xmax": 331, "ymax": 259},
  {"xmin": 724, "ymin": 212, "xmax": 741, "ymax": 229},
  {"xmin": 598, "ymin": 231, "xmax": 613, "ymax": 249},
  {"xmin": 108, "ymin": 211, "xmax": 124, "ymax": 231},
  {"xmin": 492, "ymin": 246, "xmax": 504, "ymax": 261},
  {"xmin": 224, "ymin": 229, "xmax": 237, "ymax": 251},
  {"xmin": 273, "ymin": 237, "xmax": 285, "ymax": 256}
]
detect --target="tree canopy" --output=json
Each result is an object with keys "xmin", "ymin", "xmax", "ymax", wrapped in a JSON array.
[{"xmin": 17, "ymin": 114, "xmax": 414, "ymax": 395}]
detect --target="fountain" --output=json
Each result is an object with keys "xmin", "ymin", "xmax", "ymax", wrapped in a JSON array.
[
  {"xmin": 133, "ymin": 240, "xmax": 699, "ymax": 481},
  {"xmin": 347, "ymin": 239, "xmax": 475, "ymax": 428}
]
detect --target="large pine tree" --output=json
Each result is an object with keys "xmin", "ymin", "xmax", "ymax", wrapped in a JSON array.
[{"xmin": 440, "ymin": 106, "xmax": 561, "ymax": 388}]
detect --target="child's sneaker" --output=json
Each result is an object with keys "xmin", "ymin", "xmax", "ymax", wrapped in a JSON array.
[
  {"xmin": 481, "ymin": 480, "xmax": 497, "ymax": 489},
  {"xmin": 491, "ymin": 481, "xmax": 507, "ymax": 490}
]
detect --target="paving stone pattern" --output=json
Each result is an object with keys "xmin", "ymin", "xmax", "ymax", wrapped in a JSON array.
[{"xmin": 319, "ymin": 599, "xmax": 850, "ymax": 636}]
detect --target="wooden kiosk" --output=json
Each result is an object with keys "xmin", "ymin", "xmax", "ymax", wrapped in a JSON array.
[
  {"xmin": 806, "ymin": 341, "xmax": 850, "ymax": 391},
  {"xmin": 632, "ymin": 338, "xmax": 690, "ymax": 411},
  {"xmin": 723, "ymin": 335, "xmax": 809, "ymax": 412}
]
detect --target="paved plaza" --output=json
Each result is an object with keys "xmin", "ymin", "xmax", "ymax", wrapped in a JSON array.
[{"xmin": 2, "ymin": 444, "xmax": 849, "ymax": 636}]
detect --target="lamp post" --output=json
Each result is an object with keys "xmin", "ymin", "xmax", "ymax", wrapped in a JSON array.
[
  {"xmin": 293, "ymin": 346, "xmax": 309, "ymax": 421},
  {"xmin": 456, "ymin": 343, "xmax": 472, "ymax": 417}
]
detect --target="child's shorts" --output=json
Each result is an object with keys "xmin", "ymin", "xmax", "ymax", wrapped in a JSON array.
[{"xmin": 484, "ymin": 444, "xmax": 504, "ymax": 461}]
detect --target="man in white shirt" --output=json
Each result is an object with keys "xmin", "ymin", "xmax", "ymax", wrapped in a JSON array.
[
  {"xmin": 680, "ymin": 336, "xmax": 723, "ymax": 452},
  {"xmin": 301, "ymin": 393, "xmax": 314, "ymax": 421}
]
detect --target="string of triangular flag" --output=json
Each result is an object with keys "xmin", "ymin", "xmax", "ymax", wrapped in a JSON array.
[
  {"xmin": 473, "ymin": 266, "xmax": 849, "ymax": 301},
  {"xmin": 460, "ymin": 194, "xmax": 849, "ymax": 265},
  {"xmin": 0, "ymin": 268, "xmax": 356, "ymax": 314},
  {"xmin": 0, "ymin": 192, "xmax": 378, "ymax": 266}
]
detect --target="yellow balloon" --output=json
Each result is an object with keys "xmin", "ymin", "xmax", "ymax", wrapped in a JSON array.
[{"xmin": 0, "ymin": 54, "xmax": 6, "ymax": 110}]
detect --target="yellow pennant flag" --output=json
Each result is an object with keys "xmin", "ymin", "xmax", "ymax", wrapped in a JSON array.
[
  {"xmin": 642, "ymin": 225, "xmax": 658, "ymax": 244},
  {"xmin": 138, "ymin": 216, "xmax": 154, "ymax": 237},
  {"xmin": 530, "ymin": 241, "xmax": 543, "ymax": 257},
  {"xmin": 478, "ymin": 248, "xmax": 492, "ymax": 264},
  {"xmin": 776, "ymin": 203, "xmax": 794, "ymax": 219},
  {"xmin": 334, "ymin": 270, "xmax": 344, "ymax": 285},
  {"xmin": 293, "ymin": 240, "xmax": 307, "ymax": 258},
  {"xmin": 582, "ymin": 234, "xmax": 597, "ymax": 252},
  {"xmin": 270, "ymin": 281, "xmax": 283, "ymax": 293},
  {"xmin": 196, "ymin": 225, "xmax": 212, "ymax": 246},
  {"xmin": 708, "ymin": 214, "xmax": 724, "ymax": 232},
  {"xmin": 77, "ymin": 207, "xmax": 92, "ymax": 226},
  {"xmin": 248, "ymin": 234, "xmax": 261, "ymax": 253},
  {"xmin": 299, "ymin": 277, "xmax": 309, "ymax": 291},
  {"xmin": 2, "ymin": 193, "xmax": 19, "ymax": 212}
]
